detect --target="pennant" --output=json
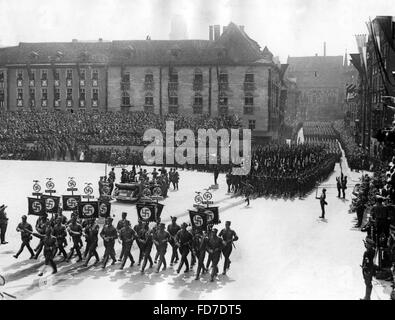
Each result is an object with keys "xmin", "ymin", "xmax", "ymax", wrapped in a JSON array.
[
  {"xmin": 156, "ymin": 203, "xmax": 164, "ymax": 220},
  {"xmin": 136, "ymin": 202, "xmax": 156, "ymax": 222},
  {"xmin": 189, "ymin": 210, "xmax": 208, "ymax": 230},
  {"xmin": 62, "ymin": 195, "xmax": 81, "ymax": 211},
  {"xmin": 41, "ymin": 195, "xmax": 60, "ymax": 213},
  {"xmin": 98, "ymin": 201, "xmax": 111, "ymax": 218},
  {"xmin": 78, "ymin": 201, "xmax": 99, "ymax": 219},
  {"xmin": 355, "ymin": 34, "xmax": 367, "ymax": 75},
  {"xmin": 27, "ymin": 197, "xmax": 46, "ymax": 216}
]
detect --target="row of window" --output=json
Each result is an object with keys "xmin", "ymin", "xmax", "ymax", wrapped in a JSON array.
[
  {"xmin": 16, "ymin": 69, "xmax": 99, "ymax": 81},
  {"xmin": 16, "ymin": 88, "xmax": 99, "ymax": 101},
  {"xmin": 120, "ymin": 92, "xmax": 255, "ymax": 107}
]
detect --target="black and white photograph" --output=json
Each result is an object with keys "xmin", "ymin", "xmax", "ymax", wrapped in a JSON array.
[{"xmin": 0, "ymin": 0, "xmax": 394, "ymax": 304}]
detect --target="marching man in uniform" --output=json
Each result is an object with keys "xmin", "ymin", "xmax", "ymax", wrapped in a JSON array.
[
  {"xmin": 167, "ymin": 216, "xmax": 181, "ymax": 266},
  {"xmin": 153, "ymin": 222, "xmax": 170, "ymax": 273},
  {"xmin": 119, "ymin": 220, "xmax": 136, "ymax": 269},
  {"xmin": 83, "ymin": 218, "xmax": 100, "ymax": 267},
  {"xmin": 195, "ymin": 230, "xmax": 209, "ymax": 280},
  {"xmin": 139, "ymin": 222, "xmax": 154, "ymax": 274},
  {"xmin": 219, "ymin": 221, "xmax": 239, "ymax": 275},
  {"xmin": 134, "ymin": 219, "xmax": 146, "ymax": 266},
  {"xmin": 52, "ymin": 217, "xmax": 68, "ymax": 261},
  {"xmin": 117, "ymin": 212, "xmax": 130, "ymax": 261},
  {"xmin": 33, "ymin": 227, "xmax": 58, "ymax": 276},
  {"xmin": 316, "ymin": 188, "xmax": 328, "ymax": 219},
  {"xmin": 33, "ymin": 213, "xmax": 49, "ymax": 259},
  {"xmin": 100, "ymin": 217, "xmax": 118, "ymax": 269},
  {"xmin": 14, "ymin": 215, "xmax": 34, "ymax": 259},
  {"xmin": 175, "ymin": 222, "xmax": 193, "ymax": 274},
  {"xmin": 67, "ymin": 215, "xmax": 83, "ymax": 262},
  {"xmin": 206, "ymin": 228, "xmax": 224, "ymax": 282},
  {"xmin": 360, "ymin": 237, "xmax": 376, "ymax": 300}
]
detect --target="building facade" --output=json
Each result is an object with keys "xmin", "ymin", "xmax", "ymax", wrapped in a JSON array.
[{"xmin": 0, "ymin": 23, "xmax": 283, "ymax": 139}]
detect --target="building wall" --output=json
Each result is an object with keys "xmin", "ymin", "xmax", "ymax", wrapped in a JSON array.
[
  {"xmin": 0, "ymin": 68, "xmax": 7, "ymax": 111},
  {"xmin": 6, "ymin": 65, "xmax": 107, "ymax": 112}
]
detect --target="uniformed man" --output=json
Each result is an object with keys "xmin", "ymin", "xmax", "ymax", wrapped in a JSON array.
[
  {"xmin": 219, "ymin": 221, "xmax": 239, "ymax": 275},
  {"xmin": 33, "ymin": 214, "xmax": 49, "ymax": 259},
  {"xmin": 167, "ymin": 216, "xmax": 181, "ymax": 266},
  {"xmin": 195, "ymin": 230, "xmax": 209, "ymax": 280},
  {"xmin": 119, "ymin": 220, "xmax": 136, "ymax": 269},
  {"xmin": 52, "ymin": 217, "xmax": 68, "ymax": 261},
  {"xmin": 139, "ymin": 224, "xmax": 154, "ymax": 274},
  {"xmin": 341, "ymin": 175, "xmax": 348, "ymax": 199},
  {"xmin": 67, "ymin": 216, "xmax": 83, "ymax": 262},
  {"xmin": 175, "ymin": 222, "xmax": 193, "ymax": 273},
  {"xmin": 316, "ymin": 188, "xmax": 328, "ymax": 219},
  {"xmin": 153, "ymin": 223, "xmax": 170, "ymax": 272},
  {"xmin": 34, "ymin": 227, "xmax": 58, "ymax": 276},
  {"xmin": 206, "ymin": 228, "xmax": 224, "ymax": 282},
  {"xmin": 360, "ymin": 237, "xmax": 376, "ymax": 300},
  {"xmin": 116, "ymin": 212, "xmax": 130, "ymax": 261},
  {"xmin": 336, "ymin": 176, "xmax": 342, "ymax": 198},
  {"xmin": 14, "ymin": 215, "xmax": 34, "ymax": 259},
  {"xmin": 0, "ymin": 204, "xmax": 8, "ymax": 244},
  {"xmin": 100, "ymin": 217, "xmax": 118, "ymax": 268},
  {"xmin": 83, "ymin": 218, "xmax": 100, "ymax": 267},
  {"xmin": 134, "ymin": 219, "xmax": 147, "ymax": 266}
]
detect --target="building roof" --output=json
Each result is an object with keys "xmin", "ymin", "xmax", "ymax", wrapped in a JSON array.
[
  {"xmin": 0, "ymin": 22, "xmax": 277, "ymax": 67},
  {"xmin": 287, "ymin": 55, "xmax": 344, "ymax": 71}
]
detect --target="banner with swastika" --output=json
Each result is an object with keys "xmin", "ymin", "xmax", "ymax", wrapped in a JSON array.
[
  {"xmin": 199, "ymin": 206, "xmax": 220, "ymax": 225},
  {"xmin": 62, "ymin": 195, "xmax": 81, "ymax": 211},
  {"xmin": 189, "ymin": 210, "xmax": 208, "ymax": 230},
  {"xmin": 27, "ymin": 197, "xmax": 46, "ymax": 216},
  {"xmin": 41, "ymin": 195, "xmax": 60, "ymax": 214},
  {"xmin": 136, "ymin": 202, "xmax": 156, "ymax": 222},
  {"xmin": 98, "ymin": 201, "xmax": 111, "ymax": 218},
  {"xmin": 78, "ymin": 201, "xmax": 99, "ymax": 219}
]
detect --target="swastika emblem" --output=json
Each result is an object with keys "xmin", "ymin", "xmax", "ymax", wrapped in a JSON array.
[
  {"xmin": 140, "ymin": 207, "xmax": 151, "ymax": 220},
  {"xmin": 68, "ymin": 180, "xmax": 76, "ymax": 188},
  {"xmin": 46, "ymin": 198, "xmax": 55, "ymax": 210},
  {"xmin": 193, "ymin": 215, "xmax": 204, "ymax": 227},
  {"xmin": 66, "ymin": 198, "xmax": 77, "ymax": 209},
  {"xmin": 46, "ymin": 181, "xmax": 55, "ymax": 190},
  {"xmin": 99, "ymin": 203, "xmax": 108, "ymax": 215},
  {"xmin": 143, "ymin": 188, "xmax": 151, "ymax": 197},
  {"xmin": 82, "ymin": 204, "xmax": 95, "ymax": 217},
  {"xmin": 33, "ymin": 183, "xmax": 41, "ymax": 192},
  {"xmin": 32, "ymin": 201, "xmax": 42, "ymax": 213},
  {"xmin": 102, "ymin": 185, "xmax": 110, "ymax": 195},
  {"xmin": 84, "ymin": 186, "xmax": 93, "ymax": 195},
  {"xmin": 205, "ymin": 210, "xmax": 214, "ymax": 222}
]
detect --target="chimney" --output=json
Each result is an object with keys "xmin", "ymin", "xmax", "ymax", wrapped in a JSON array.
[
  {"xmin": 209, "ymin": 25, "xmax": 214, "ymax": 41},
  {"xmin": 239, "ymin": 25, "xmax": 245, "ymax": 32},
  {"xmin": 324, "ymin": 42, "xmax": 326, "ymax": 56},
  {"xmin": 214, "ymin": 25, "xmax": 220, "ymax": 41}
]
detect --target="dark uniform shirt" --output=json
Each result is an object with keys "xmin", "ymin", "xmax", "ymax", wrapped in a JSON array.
[
  {"xmin": 100, "ymin": 225, "xmax": 118, "ymax": 244},
  {"xmin": 17, "ymin": 222, "xmax": 33, "ymax": 241}
]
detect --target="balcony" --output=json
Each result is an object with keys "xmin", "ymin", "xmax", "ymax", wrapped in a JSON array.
[
  {"xmin": 144, "ymin": 105, "xmax": 154, "ymax": 113},
  {"xmin": 92, "ymin": 100, "xmax": 99, "ymax": 108},
  {"xmin": 29, "ymin": 80, "xmax": 35, "ymax": 87},
  {"xmin": 243, "ymin": 106, "xmax": 254, "ymax": 115},
  {"xmin": 66, "ymin": 79, "xmax": 72, "ymax": 87},
  {"xmin": 121, "ymin": 81, "xmax": 130, "ymax": 91},
  {"xmin": 79, "ymin": 99, "xmax": 86, "ymax": 108},
  {"xmin": 144, "ymin": 82, "xmax": 154, "ymax": 91},
  {"xmin": 193, "ymin": 104, "xmax": 203, "ymax": 114},
  {"xmin": 17, "ymin": 79, "xmax": 23, "ymax": 87},
  {"xmin": 41, "ymin": 79, "xmax": 48, "ymax": 87},
  {"xmin": 193, "ymin": 81, "xmax": 203, "ymax": 91},
  {"xmin": 41, "ymin": 99, "xmax": 48, "ymax": 107},
  {"xmin": 79, "ymin": 80, "xmax": 85, "ymax": 87},
  {"xmin": 218, "ymin": 105, "xmax": 228, "ymax": 115},
  {"xmin": 168, "ymin": 82, "xmax": 178, "ymax": 91},
  {"xmin": 54, "ymin": 100, "xmax": 60, "ymax": 108},
  {"xmin": 66, "ymin": 99, "xmax": 73, "ymax": 108},
  {"xmin": 243, "ymin": 82, "xmax": 256, "ymax": 91},
  {"xmin": 54, "ymin": 79, "xmax": 60, "ymax": 87},
  {"xmin": 17, "ymin": 99, "xmax": 23, "ymax": 107},
  {"xmin": 168, "ymin": 105, "xmax": 179, "ymax": 114},
  {"xmin": 92, "ymin": 79, "xmax": 98, "ymax": 87}
]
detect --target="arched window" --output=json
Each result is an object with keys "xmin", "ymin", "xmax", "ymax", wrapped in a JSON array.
[
  {"xmin": 122, "ymin": 91, "xmax": 130, "ymax": 106},
  {"xmin": 145, "ymin": 92, "xmax": 153, "ymax": 106}
]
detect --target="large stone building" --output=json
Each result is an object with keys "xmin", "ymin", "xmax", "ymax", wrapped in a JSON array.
[
  {"xmin": 0, "ymin": 22, "xmax": 283, "ymax": 139},
  {"xmin": 286, "ymin": 51, "xmax": 350, "ymax": 121}
]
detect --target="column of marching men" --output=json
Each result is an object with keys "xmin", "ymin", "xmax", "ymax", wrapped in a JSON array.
[{"xmin": 13, "ymin": 210, "xmax": 238, "ymax": 282}]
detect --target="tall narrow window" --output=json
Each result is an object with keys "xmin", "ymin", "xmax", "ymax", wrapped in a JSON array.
[
  {"xmin": 245, "ymin": 93, "xmax": 254, "ymax": 105},
  {"xmin": 92, "ymin": 69, "xmax": 99, "ymax": 87},
  {"xmin": 169, "ymin": 96, "xmax": 178, "ymax": 105},
  {"xmin": 122, "ymin": 91, "xmax": 130, "ymax": 106},
  {"xmin": 41, "ymin": 88, "xmax": 48, "ymax": 100},
  {"xmin": 17, "ymin": 88, "xmax": 23, "ymax": 106},
  {"xmin": 145, "ymin": 93, "xmax": 153, "ymax": 106},
  {"xmin": 17, "ymin": 70, "xmax": 23, "ymax": 87},
  {"xmin": 79, "ymin": 88, "xmax": 85, "ymax": 100},
  {"xmin": 29, "ymin": 71, "xmax": 35, "ymax": 87},
  {"xmin": 194, "ymin": 93, "xmax": 203, "ymax": 105}
]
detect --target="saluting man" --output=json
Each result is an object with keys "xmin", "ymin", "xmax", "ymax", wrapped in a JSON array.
[{"xmin": 219, "ymin": 221, "xmax": 239, "ymax": 275}]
